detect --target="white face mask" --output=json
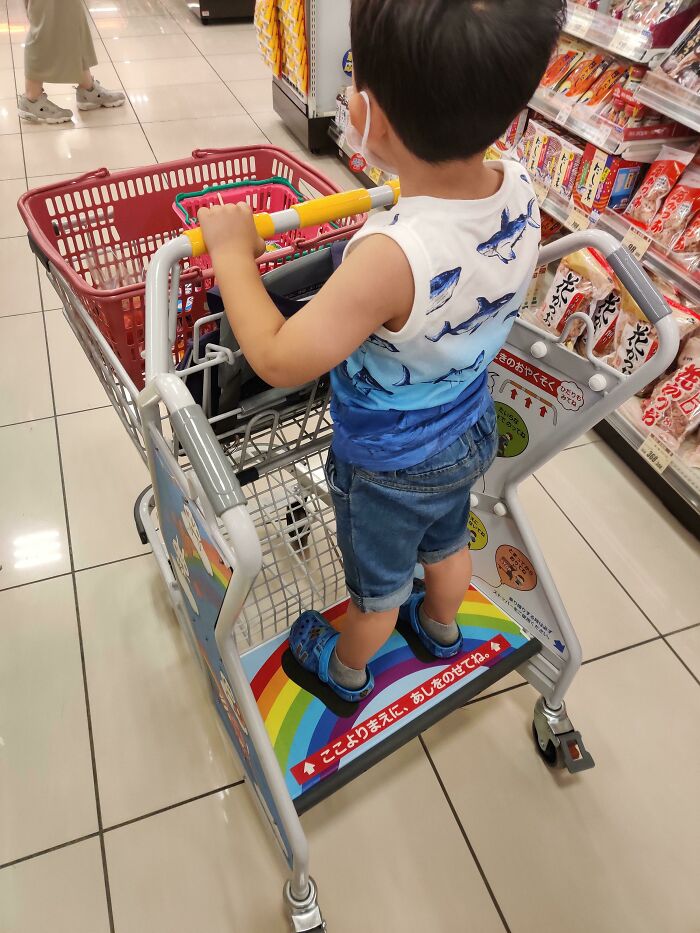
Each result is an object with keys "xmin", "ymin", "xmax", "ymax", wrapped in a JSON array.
[{"xmin": 344, "ymin": 90, "xmax": 398, "ymax": 176}]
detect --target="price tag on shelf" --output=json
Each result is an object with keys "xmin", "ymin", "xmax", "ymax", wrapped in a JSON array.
[
  {"xmin": 622, "ymin": 225, "xmax": 653, "ymax": 260},
  {"xmin": 639, "ymin": 434, "xmax": 674, "ymax": 475},
  {"xmin": 533, "ymin": 180, "xmax": 549, "ymax": 206},
  {"xmin": 556, "ymin": 103, "xmax": 573, "ymax": 126},
  {"xmin": 610, "ymin": 24, "xmax": 645, "ymax": 59},
  {"xmin": 565, "ymin": 207, "xmax": 592, "ymax": 232}
]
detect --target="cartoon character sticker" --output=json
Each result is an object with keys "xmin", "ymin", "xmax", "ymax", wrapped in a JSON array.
[
  {"xmin": 171, "ymin": 536, "xmax": 199, "ymax": 615},
  {"xmin": 495, "ymin": 402, "xmax": 529, "ymax": 457},
  {"xmin": 467, "ymin": 512, "xmax": 488, "ymax": 551},
  {"xmin": 495, "ymin": 545, "xmax": 537, "ymax": 591}
]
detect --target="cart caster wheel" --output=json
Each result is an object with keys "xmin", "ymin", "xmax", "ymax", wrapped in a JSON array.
[
  {"xmin": 532, "ymin": 720, "xmax": 559, "ymax": 767},
  {"xmin": 286, "ymin": 498, "xmax": 311, "ymax": 549}
]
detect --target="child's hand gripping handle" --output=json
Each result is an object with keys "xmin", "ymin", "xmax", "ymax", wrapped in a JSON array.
[{"xmin": 183, "ymin": 179, "xmax": 401, "ymax": 258}]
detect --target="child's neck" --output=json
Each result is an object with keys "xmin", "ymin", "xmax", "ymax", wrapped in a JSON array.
[{"xmin": 396, "ymin": 151, "xmax": 502, "ymax": 202}]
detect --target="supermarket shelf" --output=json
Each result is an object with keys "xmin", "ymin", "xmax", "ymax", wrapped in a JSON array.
[
  {"xmin": 635, "ymin": 74, "xmax": 700, "ymax": 134},
  {"xmin": 564, "ymin": 6, "xmax": 666, "ymax": 63},
  {"xmin": 596, "ymin": 209, "xmax": 700, "ymax": 305},
  {"xmin": 328, "ymin": 122, "xmax": 388, "ymax": 189},
  {"xmin": 596, "ymin": 411, "xmax": 700, "ymax": 539},
  {"xmin": 528, "ymin": 88, "xmax": 684, "ymax": 160}
]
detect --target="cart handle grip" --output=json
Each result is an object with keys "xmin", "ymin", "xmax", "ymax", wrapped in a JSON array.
[{"xmin": 183, "ymin": 179, "xmax": 401, "ymax": 258}]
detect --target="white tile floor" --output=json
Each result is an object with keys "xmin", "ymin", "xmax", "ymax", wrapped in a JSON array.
[{"xmin": 1, "ymin": 2, "xmax": 699, "ymax": 931}]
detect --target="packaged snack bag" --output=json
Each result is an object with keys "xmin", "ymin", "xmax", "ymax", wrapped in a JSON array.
[
  {"xmin": 649, "ymin": 165, "xmax": 700, "ymax": 249},
  {"xmin": 610, "ymin": 297, "xmax": 700, "ymax": 375},
  {"xmin": 541, "ymin": 37, "xmax": 588, "ymax": 90},
  {"xmin": 537, "ymin": 249, "xmax": 614, "ymax": 339},
  {"xmin": 641, "ymin": 336, "xmax": 700, "ymax": 448},
  {"xmin": 578, "ymin": 64, "xmax": 630, "ymax": 110},
  {"xmin": 672, "ymin": 212, "xmax": 700, "ymax": 272},
  {"xmin": 495, "ymin": 110, "xmax": 529, "ymax": 153},
  {"xmin": 558, "ymin": 52, "xmax": 614, "ymax": 98},
  {"xmin": 550, "ymin": 138, "xmax": 584, "ymax": 200},
  {"xmin": 578, "ymin": 280, "xmax": 644, "ymax": 357},
  {"xmin": 660, "ymin": 14, "xmax": 700, "ymax": 87},
  {"xmin": 624, "ymin": 145, "xmax": 695, "ymax": 228}
]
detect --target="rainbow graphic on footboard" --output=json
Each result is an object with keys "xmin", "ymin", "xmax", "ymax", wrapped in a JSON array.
[{"xmin": 241, "ymin": 585, "xmax": 537, "ymax": 810}]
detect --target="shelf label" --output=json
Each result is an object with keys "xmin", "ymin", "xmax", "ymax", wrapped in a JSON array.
[
  {"xmin": 622, "ymin": 225, "xmax": 653, "ymax": 260},
  {"xmin": 565, "ymin": 207, "xmax": 592, "ymax": 232},
  {"xmin": 610, "ymin": 24, "xmax": 645, "ymax": 59},
  {"xmin": 639, "ymin": 433, "xmax": 674, "ymax": 475},
  {"xmin": 556, "ymin": 103, "xmax": 573, "ymax": 125}
]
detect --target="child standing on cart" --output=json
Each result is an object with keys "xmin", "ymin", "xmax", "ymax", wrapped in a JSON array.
[{"xmin": 199, "ymin": 0, "xmax": 565, "ymax": 702}]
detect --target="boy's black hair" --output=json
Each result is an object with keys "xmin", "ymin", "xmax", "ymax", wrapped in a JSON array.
[{"xmin": 351, "ymin": 0, "xmax": 565, "ymax": 163}]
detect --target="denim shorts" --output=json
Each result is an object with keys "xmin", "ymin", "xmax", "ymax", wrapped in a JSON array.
[{"xmin": 326, "ymin": 403, "xmax": 498, "ymax": 613}]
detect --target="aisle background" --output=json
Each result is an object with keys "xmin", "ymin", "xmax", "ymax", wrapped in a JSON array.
[{"xmin": 0, "ymin": 2, "xmax": 699, "ymax": 932}]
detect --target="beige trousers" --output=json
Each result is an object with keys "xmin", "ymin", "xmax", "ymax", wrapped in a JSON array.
[{"xmin": 24, "ymin": 0, "xmax": 98, "ymax": 84}]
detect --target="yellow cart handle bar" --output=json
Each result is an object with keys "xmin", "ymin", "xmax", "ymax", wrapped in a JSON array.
[{"xmin": 183, "ymin": 179, "xmax": 401, "ymax": 258}]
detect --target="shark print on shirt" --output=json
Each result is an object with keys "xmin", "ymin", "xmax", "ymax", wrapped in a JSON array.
[
  {"xmin": 367, "ymin": 333, "xmax": 400, "ymax": 353},
  {"xmin": 427, "ymin": 267, "xmax": 462, "ymax": 314},
  {"xmin": 476, "ymin": 199, "xmax": 539, "ymax": 264},
  {"xmin": 426, "ymin": 292, "xmax": 516, "ymax": 343},
  {"xmin": 432, "ymin": 351, "xmax": 486, "ymax": 384}
]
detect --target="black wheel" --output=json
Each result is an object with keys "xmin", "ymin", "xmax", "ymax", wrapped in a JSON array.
[
  {"xmin": 286, "ymin": 499, "xmax": 311, "ymax": 549},
  {"xmin": 532, "ymin": 721, "xmax": 559, "ymax": 767},
  {"xmin": 310, "ymin": 147, "xmax": 322, "ymax": 155}
]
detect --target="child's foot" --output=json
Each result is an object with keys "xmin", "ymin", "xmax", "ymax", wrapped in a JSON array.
[
  {"xmin": 76, "ymin": 79, "xmax": 126, "ymax": 111},
  {"xmin": 398, "ymin": 592, "xmax": 463, "ymax": 659},
  {"xmin": 289, "ymin": 611, "xmax": 374, "ymax": 703},
  {"xmin": 18, "ymin": 93, "xmax": 73, "ymax": 124}
]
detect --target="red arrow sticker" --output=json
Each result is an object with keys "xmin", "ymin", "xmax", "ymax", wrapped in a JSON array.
[{"xmin": 290, "ymin": 635, "xmax": 510, "ymax": 785}]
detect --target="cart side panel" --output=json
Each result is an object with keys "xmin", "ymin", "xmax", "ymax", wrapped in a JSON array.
[{"xmin": 149, "ymin": 432, "xmax": 295, "ymax": 865}]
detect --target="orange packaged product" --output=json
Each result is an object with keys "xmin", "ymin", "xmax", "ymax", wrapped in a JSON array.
[
  {"xmin": 649, "ymin": 166, "xmax": 700, "ymax": 249},
  {"xmin": 558, "ymin": 52, "xmax": 613, "ymax": 99},
  {"xmin": 624, "ymin": 145, "xmax": 694, "ymax": 228},
  {"xmin": 540, "ymin": 37, "xmax": 588, "ymax": 90},
  {"xmin": 577, "ymin": 64, "xmax": 629, "ymax": 110}
]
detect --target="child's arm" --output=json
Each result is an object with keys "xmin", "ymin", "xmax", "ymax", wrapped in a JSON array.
[{"xmin": 198, "ymin": 203, "xmax": 413, "ymax": 388}]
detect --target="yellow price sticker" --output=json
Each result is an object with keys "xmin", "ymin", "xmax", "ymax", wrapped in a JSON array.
[
  {"xmin": 367, "ymin": 166, "xmax": 382, "ymax": 184},
  {"xmin": 622, "ymin": 225, "xmax": 653, "ymax": 260},
  {"xmin": 639, "ymin": 434, "xmax": 674, "ymax": 475},
  {"xmin": 565, "ymin": 207, "xmax": 591, "ymax": 232}
]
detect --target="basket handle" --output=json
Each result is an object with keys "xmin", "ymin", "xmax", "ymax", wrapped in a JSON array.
[{"xmin": 183, "ymin": 179, "xmax": 401, "ymax": 258}]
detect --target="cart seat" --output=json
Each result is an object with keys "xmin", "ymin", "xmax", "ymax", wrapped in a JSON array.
[{"xmin": 241, "ymin": 584, "xmax": 539, "ymax": 813}]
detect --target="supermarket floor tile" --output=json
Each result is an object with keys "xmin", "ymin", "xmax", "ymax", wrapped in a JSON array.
[
  {"xmin": 43, "ymin": 308, "xmax": 109, "ymax": 416},
  {"xmin": 94, "ymin": 14, "xmax": 184, "ymax": 40},
  {"xmin": 666, "ymin": 624, "xmax": 700, "ymax": 680},
  {"xmin": 143, "ymin": 112, "xmax": 267, "ymax": 162},
  {"xmin": 0, "ymin": 577, "xmax": 97, "ymax": 865},
  {"xmin": 128, "ymin": 81, "xmax": 245, "ymax": 123},
  {"xmin": 0, "ymin": 237, "xmax": 40, "ymax": 315},
  {"xmin": 0, "ymin": 839, "xmax": 109, "ymax": 933},
  {"xmin": 537, "ymin": 443, "xmax": 700, "ymax": 635},
  {"xmin": 0, "ymin": 133, "xmax": 24, "ymax": 179},
  {"xmin": 0, "ymin": 311, "xmax": 52, "ymax": 426},
  {"xmin": 57, "ymin": 406, "xmax": 150, "ymax": 570},
  {"xmin": 225, "ymin": 77, "xmax": 273, "ymax": 113},
  {"xmin": 423, "ymin": 641, "xmax": 700, "ymax": 933},
  {"xmin": 0, "ymin": 176, "xmax": 26, "ymax": 236},
  {"xmin": 114, "ymin": 55, "xmax": 218, "ymax": 91},
  {"xmin": 0, "ymin": 419, "xmax": 70, "ymax": 591},
  {"xmin": 21, "ymin": 123, "xmax": 153, "ymax": 177},
  {"xmin": 105, "ymin": 742, "xmax": 506, "ymax": 933},
  {"xmin": 76, "ymin": 556, "xmax": 242, "ymax": 829},
  {"xmin": 103, "ymin": 32, "xmax": 199, "ymax": 62},
  {"xmin": 0, "ymin": 96, "xmax": 20, "ymax": 135}
]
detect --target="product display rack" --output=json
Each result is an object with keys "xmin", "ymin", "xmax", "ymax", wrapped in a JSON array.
[
  {"xmin": 265, "ymin": 0, "xmax": 354, "ymax": 153},
  {"xmin": 563, "ymin": 3, "xmax": 699, "ymax": 65},
  {"xmin": 635, "ymin": 73, "xmax": 700, "ymax": 134},
  {"xmin": 193, "ymin": 0, "xmax": 255, "ymax": 22}
]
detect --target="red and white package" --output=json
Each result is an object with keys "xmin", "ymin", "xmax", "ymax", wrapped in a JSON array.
[
  {"xmin": 537, "ymin": 249, "xmax": 613, "ymax": 340},
  {"xmin": 578, "ymin": 282, "xmax": 643, "ymax": 358},
  {"xmin": 624, "ymin": 146, "xmax": 695, "ymax": 229},
  {"xmin": 648, "ymin": 165, "xmax": 700, "ymax": 249},
  {"xmin": 671, "ymin": 211, "xmax": 700, "ymax": 272},
  {"xmin": 640, "ymin": 336, "xmax": 700, "ymax": 449},
  {"xmin": 610, "ymin": 297, "xmax": 700, "ymax": 376}
]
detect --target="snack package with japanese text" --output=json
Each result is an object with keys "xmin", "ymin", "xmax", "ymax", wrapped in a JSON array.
[
  {"xmin": 536, "ymin": 249, "xmax": 614, "ymax": 340},
  {"xmin": 610, "ymin": 296, "xmax": 700, "ymax": 376},
  {"xmin": 624, "ymin": 145, "xmax": 695, "ymax": 228},
  {"xmin": 640, "ymin": 336, "xmax": 700, "ymax": 448},
  {"xmin": 577, "ymin": 64, "xmax": 630, "ymax": 111},
  {"xmin": 578, "ymin": 277, "xmax": 643, "ymax": 358},
  {"xmin": 660, "ymin": 13, "xmax": 700, "ymax": 91},
  {"xmin": 550, "ymin": 137, "xmax": 584, "ymax": 200},
  {"xmin": 648, "ymin": 165, "xmax": 700, "ymax": 249},
  {"xmin": 558, "ymin": 52, "xmax": 614, "ymax": 99},
  {"xmin": 671, "ymin": 212, "xmax": 700, "ymax": 272},
  {"xmin": 541, "ymin": 37, "xmax": 588, "ymax": 90}
]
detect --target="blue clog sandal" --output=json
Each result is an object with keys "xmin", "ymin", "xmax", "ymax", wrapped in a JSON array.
[
  {"xmin": 289, "ymin": 611, "xmax": 375, "ymax": 703},
  {"xmin": 398, "ymin": 591, "xmax": 463, "ymax": 659}
]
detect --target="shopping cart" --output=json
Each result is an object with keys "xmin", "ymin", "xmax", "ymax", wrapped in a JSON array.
[
  {"xmin": 18, "ymin": 147, "xmax": 364, "ymax": 461},
  {"xmin": 125, "ymin": 181, "xmax": 678, "ymax": 930}
]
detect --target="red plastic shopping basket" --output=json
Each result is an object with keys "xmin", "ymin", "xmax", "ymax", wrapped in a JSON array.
[{"xmin": 19, "ymin": 146, "xmax": 365, "ymax": 390}]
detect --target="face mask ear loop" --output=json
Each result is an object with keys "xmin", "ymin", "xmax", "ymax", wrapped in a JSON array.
[{"xmin": 361, "ymin": 91, "xmax": 371, "ymax": 151}]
